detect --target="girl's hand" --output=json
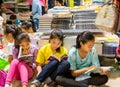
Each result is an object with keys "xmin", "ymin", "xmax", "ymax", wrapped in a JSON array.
[
  {"xmin": 86, "ymin": 66, "xmax": 96, "ymax": 71},
  {"xmin": 85, "ymin": 66, "xmax": 96, "ymax": 72},
  {"xmin": 100, "ymin": 69, "xmax": 110, "ymax": 75}
]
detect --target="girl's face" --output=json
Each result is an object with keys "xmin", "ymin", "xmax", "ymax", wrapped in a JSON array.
[
  {"xmin": 55, "ymin": 1, "xmax": 62, "ymax": 6},
  {"xmin": 20, "ymin": 40, "xmax": 30, "ymax": 55},
  {"xmin": 5, "ymin": 33, "xmax": 14, "ymax": 43},
  {"xmin": 21, "ymin": 26, "xmax": 33, "ymax": 33},
  {"xmin": 11, "ymin": 19, "xmax": 16, "ymax": 23},
  {"xmin": 26, "ymin": 27, "xmax": 34, "ymax": 33},
  {"xmin": 21, "ymin": 26, "xmax": 27, "ymax": 33},
  {"xmin": 21, "ymin": 28, "xmax": 26, "ymax": 33},
  {"xmin": 50, "ymin": 38, "xmax": 62, "ymax": 51},
  {"xmin": 80, "ymin": 40, "xmax": 95, "ymax": 52}
]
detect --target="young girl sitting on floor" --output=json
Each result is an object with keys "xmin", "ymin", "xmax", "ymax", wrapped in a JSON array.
[
  {"xmin": 56, "ymin": 31, "xmax": 109, "ymax": 87},
  {"xmin": 4, "ymin": 25, "xmax": 21, "ymax": 63},
  {"xmin": 31, "ymin": 29, "xmax": 70, "ymax": 87},
  {"xmin": 5, "ymin": 32, "xmax": 38, "ymax": 87}
]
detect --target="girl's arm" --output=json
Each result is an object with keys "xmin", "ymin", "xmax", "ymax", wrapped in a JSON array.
[
  {"xmin": 45, "ymin": 0, "xmax": 48, "ymax": 9},
  {"xmin": 8, "ymin": 55, "xmax": 13, "ymax": 63},
  {"xmin": 91, "ymin": 47, "xmax": 100, "ymax": 67},
  {"xmin": 12, "ymin": 47, "xmax": 18, "ymax": 59},
  {"xmin": 91, "ymin": 48, "xmax": 109, "ymax": 75},
  {"xmin": 71, "ymin": 66, "xmax": 96, "ymax": 77},
  {"xmin": 36, "ymin": 63, "xmax": 42, "ymax": 76},
  {"xmin": 35, "ymin": 48, "xmax": 45, "ymax": 75}
]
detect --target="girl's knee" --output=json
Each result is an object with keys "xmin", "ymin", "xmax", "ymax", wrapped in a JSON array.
[
  {"xmin": 50, "ymin": 59, "xmax": 59, "ymax": 65},
  {"xmin": 17, "ymin": 61, "xmax": 26, "ymax": 68},
  {"xmin": 61, "ymin": 61, "xmax": 70, "ymax": 68},
  {"xmin": 98, "ymin": 75, "xmax": 108, "ymax": 85},
  {"xmin": 11, "ymin": 59, "xmax": 19, "ymax": 65},
  {"xmin": 102, "ymin": 75, "xmax": 108, "ymax": 84}
]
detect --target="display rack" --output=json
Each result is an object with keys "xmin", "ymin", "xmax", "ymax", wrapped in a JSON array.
[{"xmin": 17, "ymin": 3, "xmax": 29, "ymax": 12}]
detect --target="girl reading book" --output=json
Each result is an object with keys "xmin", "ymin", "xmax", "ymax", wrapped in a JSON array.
[
  {"xmin": 5, "ymin": 33, "xmax": 38, "ymax": 87},
  {"xmin": 56, "ymin": 31, "xmax": 109, "ymax": 87},
  {"xmin": 30, "ymin": 29, "xmax": 70, "ymax": 87},
  {"xmin": 21, "ymin": 21, "xmax": 39, "ymax": 47}
]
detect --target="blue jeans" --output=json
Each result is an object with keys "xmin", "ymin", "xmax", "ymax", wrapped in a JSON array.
[
  {"xmin": 36, "ymin": 59, "xmax": 70, "ymax": 82},
  {"xmin": 34, "ymin": 19, "xmax": 39, "ymax": 30},
  {"xmin": 48, "ymin": 0, "xmax": 53, "ymax": 9}
]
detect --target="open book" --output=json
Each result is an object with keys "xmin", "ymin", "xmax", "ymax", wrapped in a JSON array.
[
  {"xmin": 48, "ymin": 54, "xmax": 68, "ymax": 62},
  {"xmin": 85, "ymin": 66, "xmax": 113, "ymax": 74},
  {"xmin": 85, "ymin": 67, "xmax": 102, "ymax": 74},
  {"xmin": 76, "ymin": 66, "xmax": 113, "ymax": 81},
  {"xmin": 75, "ymin": 67, "xmax": 103, "ymax": 81},
  {"xmin": 18, "ymin": 47, "xmax": 33, "ymax": 62}
]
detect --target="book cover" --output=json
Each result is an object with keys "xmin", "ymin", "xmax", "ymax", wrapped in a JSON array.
[
  {"xmin": 48, "ymin": 55, "xmax": 60, "ymax": 61},
  {"xmin": 48, "ymin": 54, "xmax": 68, "ymax": 62}
]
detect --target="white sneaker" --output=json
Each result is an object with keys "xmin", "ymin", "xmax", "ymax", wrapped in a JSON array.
[
  {"xmin": 31, "ymin": 79, "xmax": 41, "ymax": 87},
  {"xmin": 44, "ymin": 77, "xmax": 52, "ymax": 84}
]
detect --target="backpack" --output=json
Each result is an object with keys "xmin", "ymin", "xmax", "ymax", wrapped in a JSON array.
[
  {"xmin": 0, "ymin": 70, "xmax": 7, "ymax": 87},
  {"xmin": 95, "ymin": 0, "xmax": 118, "ymax": 33}
]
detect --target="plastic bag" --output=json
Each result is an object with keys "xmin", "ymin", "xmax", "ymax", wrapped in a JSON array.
[{"xmin": 0, "ymin": 58, "xmax": 9, "ymax": 71}]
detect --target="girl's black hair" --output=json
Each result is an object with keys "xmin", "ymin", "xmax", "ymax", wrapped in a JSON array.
[
  {"xmin": 14, "ymin": 32, "xmax": 30, "ymax": 56},
  {"xmin": 76, "ymin": 31, "xmax": 95, "ymax": 48},
  {"xmin": 0, "ymin": 0, "xmax": 3, "ymax": 6},
  {"xmin": 14, "ymin": 32, "xmax": 30, "ymax": 49},
  {"xmin": 56, "ymin": 0, "xmax": 63, "ymax": 5},
  {"xmin": 4, "ymin": 24, "xmax": 21, "ymax": 39},
  {"xmin": 0, "ymin": 0, "xmax": 3, "ymax": 16},
  {"xmin": 21, "ymin": 20, "xmax": 36, "ymax": 32},
  {"xmin": 49, "ymin": 29, "xmax": 64, "ymax": 52},
  {"xmin": 10, "ymin": 14, "xmax": 17, "ymax": 20}
]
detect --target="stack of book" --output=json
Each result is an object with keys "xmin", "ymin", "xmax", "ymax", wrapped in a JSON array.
[{"xmin": 39, "ymin": 14, "xmax": 53, "ymax": 30}]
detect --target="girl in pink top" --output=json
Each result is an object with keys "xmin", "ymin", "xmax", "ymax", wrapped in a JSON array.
[
  {"xmin": 5, "ymin": 33, "xmax": 38, "ymax": 87},
  {"xmin": 29, "ymin": 0, "xmax": 33, "ymax": 11},
  {"xmin": 29, "ymin": 0, "xmax": 47, "ymax": 14},
  {"xmin": 40, "ymin": 0, "xmax": 48, "ymax": 15}
]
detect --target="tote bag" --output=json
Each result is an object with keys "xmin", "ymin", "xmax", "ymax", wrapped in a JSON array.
[{"xmin": 95, "ymin": 2, "xmax": 118, "ymax": 33}]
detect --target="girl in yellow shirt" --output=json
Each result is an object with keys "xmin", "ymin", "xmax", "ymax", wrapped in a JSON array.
[{"xmin": 31, "ymin": 29, "xmax": 70, "ymax": 87}]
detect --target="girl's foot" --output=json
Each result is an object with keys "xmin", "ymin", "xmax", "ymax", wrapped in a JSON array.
[
  {"xmin": 30, "ymin": 79, "xmax": 41, "ymax": 87},
  {"xmin": 88, "ymin": 85, "xmax": 97, "ymax": 87},
  {"xmin": 4, "ymin": 84, "xmax": 11, "ymax": 87},
  {"xmin": 30, "ymin": 84, "xmax": 36, "ymax": 87},
  {"xmin": 23, "ymin": 84, "xmax": 28, "ymax": 87}
]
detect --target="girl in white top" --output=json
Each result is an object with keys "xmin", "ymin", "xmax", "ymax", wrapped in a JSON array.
[{"xmin": 4, "ymin": 25, "xmax": 21, "ymax": 63}]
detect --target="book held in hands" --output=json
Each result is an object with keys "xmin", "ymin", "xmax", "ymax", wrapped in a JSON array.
[
  {"xmin": 48, "ymin": 54, "xmax": 68, "ymax": 62},
  {"xmin": 18, "ymin": 47, "xmax": 33, "ymax": 62}
]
